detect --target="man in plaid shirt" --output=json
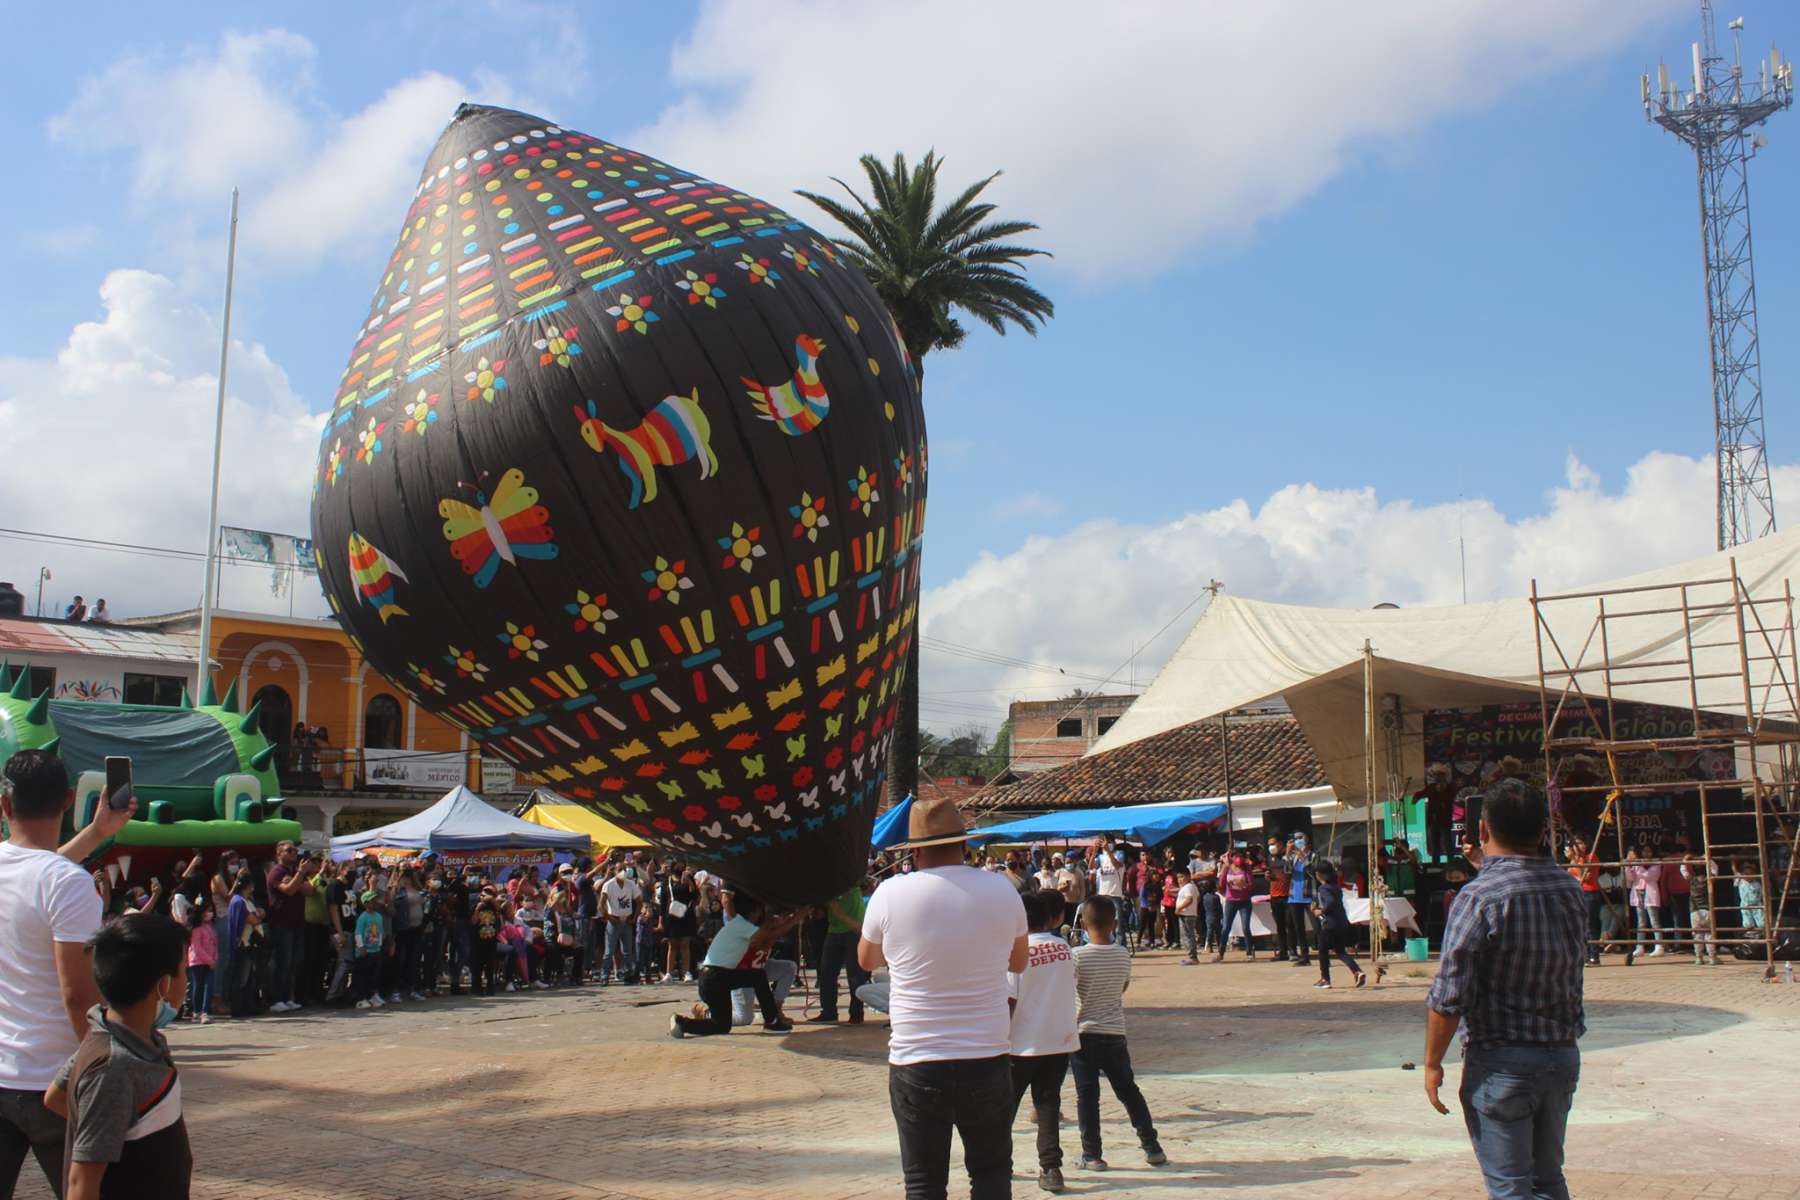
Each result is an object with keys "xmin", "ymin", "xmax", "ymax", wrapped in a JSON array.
[{"xmin": 1424, "ymin": 778, "xmax": 1586, "ymax": 1200}]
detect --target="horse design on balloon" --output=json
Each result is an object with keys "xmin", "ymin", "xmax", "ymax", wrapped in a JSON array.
[{"xmin": 310, "ymin": 105, "xmax": 926, "ymax": 905}]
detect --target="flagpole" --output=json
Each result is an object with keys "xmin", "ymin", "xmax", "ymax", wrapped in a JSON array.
[{"xmin": 197, "ymin": 188, "xmax": 239, "ymax": 694}]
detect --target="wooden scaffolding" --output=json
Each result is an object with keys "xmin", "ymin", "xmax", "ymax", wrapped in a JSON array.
[{"xmin": 1531, "ymin": 561, "xmax": 1800, "ymax": 975}]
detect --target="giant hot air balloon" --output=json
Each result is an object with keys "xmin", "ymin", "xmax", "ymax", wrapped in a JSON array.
[{"xmin": 311, "ymin": 105, "xmax": 924, "ymax": 905}]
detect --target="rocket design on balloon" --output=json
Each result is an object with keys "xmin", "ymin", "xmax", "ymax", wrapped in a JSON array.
[
  {"xmin": 744, "ymin": 335, "xmax": 829, "ymax": 436},
  {"xmin": 438, "ymin": 468, "xmax": 559, "ymax": 588},
  {"xmin": 575, "ymin": 389, "xmax": 718, "ymax": 510},
  {"xmin": 346, "ymin": 533, "xmax": 409, "ymax": 624}
]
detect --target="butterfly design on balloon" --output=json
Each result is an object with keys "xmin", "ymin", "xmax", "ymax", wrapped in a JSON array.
[{"xmin": 438, "ymin": 468, "xmax": 560, "ymax": 588}]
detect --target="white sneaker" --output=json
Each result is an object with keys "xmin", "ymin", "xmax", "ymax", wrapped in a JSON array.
[
  {"xmin": 388, "ymin": 994, "xmax": 404, "ymax": 1004},
  {"xmin": 1648, "ymin": 947, "xmax": 1665, "ymax": 957},
  {"xmin": 370, "ymin": 995, "xmax": 385, "ymax": 1008},
  {"xmin": 533, "ymin": 980, "xmax": 550, "ymax": 990},
  {"xmin": 409, "ymin": 991, "xmax": 426, "ymax": 1001},
  {"xmin": 356, "ymin": 999, "xmax": 373, "ymax": 1010},
  {"xmin": 506, "ymin": 982, "xmax": 517, "ymax": 993},
  {"xmin": 198, "ymin": 1014, "xmax": 212, "ymax": 1025},
  {"xmin": 684, "ymin": 972, "xmax": 695, "ymax": 983}
]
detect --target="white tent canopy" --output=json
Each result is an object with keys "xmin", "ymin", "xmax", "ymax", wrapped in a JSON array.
[{"xmin": 1094, "ymin": 529, "xmax": 1800, "ymax": 804}]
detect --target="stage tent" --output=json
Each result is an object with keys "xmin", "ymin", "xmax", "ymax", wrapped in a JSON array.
[
  {"xmin": 516, "ymin": 789, "xmax": 649, "ymax": 848},
  {"xmin": 1092, "ymin": 529, "xmax": 1800, "ymax": 805},
  {"xmin": 970, "ymin": 800, "xmax": 1228, "ymax": 847},
  {"xmin": 330, "ymin": 785, "xmax": 590, "ymax": 860}
]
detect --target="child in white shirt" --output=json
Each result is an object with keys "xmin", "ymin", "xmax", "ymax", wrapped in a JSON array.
[
  {"xmin": 1174, "ymin": 872, "xmax": 1201, "ymax": 964},
  {"xmin": 1007, "ymin": 889, "xmax": 1079, "ymax": 1192},
  {"xmin": 1071, "ymin": 898, "xmax": 1167, "ymax": 1172}
]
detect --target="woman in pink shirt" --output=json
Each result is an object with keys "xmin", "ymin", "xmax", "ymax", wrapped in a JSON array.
[
  {"xmin": 1213, "ymin": 851, "xmax": 1258, "ymax": 961},
  {"xmin": 1625, "ymin": 848, "xmax": 1665, "ymax": 957}
]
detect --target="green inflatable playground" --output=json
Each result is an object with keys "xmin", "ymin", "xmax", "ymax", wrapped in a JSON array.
[{"xmin": 0, "ymin": 661, "xmax": 301, "ymax": 870}]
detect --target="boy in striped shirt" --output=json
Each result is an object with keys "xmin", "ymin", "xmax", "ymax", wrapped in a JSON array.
[{"xmin": 1070, "ymin": 898, "xmax": 1167, "ymax": 1172}]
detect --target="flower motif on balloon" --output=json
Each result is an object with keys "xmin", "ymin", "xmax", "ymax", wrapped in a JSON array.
[
  {"xmin": 893, "ymin": 451, "xmax": 915, "ymax": 491},
  {"xmin": 734, "ymin": 253, "xmax": 781, "ymax": 288},
  {"xmin": 443, "ymin": 645, "xmax": 489, "ymax": 683},
  {"xmin": 498, "ymin": 621, "xmax": 548, "ymax": 662},
  {"xmin": 406, "ymin": 662, "xmax": 447, "ymax": 695},
  {"xmin": 535, "ymin": 325, "xmax": 582, "ymax": 368},
  {"xmin": 642, "ymin": 555, "xmax": 694, "ymax": 605},
  {"xmin": 676, "ymin": 270, "xmax": 726, "ymax": 309},
  {"xmin": 779, "ymin": 242, "xmax": 820, "ymax": 277},
  {"xmin": 326, "ymin": 439, "xmax": 345, "ymax": 486},
  {"xmin": 403, "ymin": 389, "xmax": 439, "ymax": 436},
  {"xmin": 847, "ymin": 466, "xmax": 881, "ymax": 514},
  {"xmin": 717, "ymin": 523, "xmax": 766, "ymax": 573},
  {"xmin": 465, "ymin": 356, "xmax": 508, "ymax": 403},
  {"xmin": 355, "ymin": 417, "xmax": 386, "ymax": 465},
  {"xmin": 789, "ymin": 491, "xmax": 830, "ymax": 543},
  {"xmin": 565, "ymin": 588, "xmax": 618, "ymax": 634},
  {"xmin": 811, "ymin": 238, "xmax": 842, "ymax": 269},
  {"xmin": 606, "ymin": 293, "xmax": 659, "ymax": 335}
]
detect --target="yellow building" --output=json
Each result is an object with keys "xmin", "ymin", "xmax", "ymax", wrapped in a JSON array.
[{"xmin": 131, "ymin": 610, "xmax": 528, "ymax": 840}]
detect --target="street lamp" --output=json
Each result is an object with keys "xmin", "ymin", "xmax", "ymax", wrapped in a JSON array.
[{"xmin": 35, "ymin": 567, "xmax": 51, "ymax": 617}]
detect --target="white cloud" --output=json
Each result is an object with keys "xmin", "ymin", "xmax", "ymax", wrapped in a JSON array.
[
  {"xmin": 637, "ymin": 0, "xmax": 1685, "ymax": 278},
  {"xmin": 48, "ymin": 31, "xmax": 521, "ymax": 270},
  {"xmin": 919, "ymin": 450, "xmax": 1774, "ymax": 733},
  {"xmin": 0, "ymin": 271, "xmax": 326, "ymax": 619}
]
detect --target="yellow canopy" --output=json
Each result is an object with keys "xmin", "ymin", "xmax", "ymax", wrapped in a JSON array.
[{"xmin": 517, "ymin": 801, "xmax": 650, "ymax": 848}]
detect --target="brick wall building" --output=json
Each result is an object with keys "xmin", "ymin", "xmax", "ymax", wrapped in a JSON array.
[{"xmin": 1006, "ymin": 694, "xmax": 1139, "ymax": 775}]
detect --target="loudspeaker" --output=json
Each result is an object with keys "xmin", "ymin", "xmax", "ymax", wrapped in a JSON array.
[{"xmin": 1263, "ymin": 806, "xmax": 1314, "ymax": 843}]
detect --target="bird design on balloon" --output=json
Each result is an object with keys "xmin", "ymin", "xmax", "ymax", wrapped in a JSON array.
[{"xmin": 744, "ymin": 334, "xmax": 830, "ymax": 436}]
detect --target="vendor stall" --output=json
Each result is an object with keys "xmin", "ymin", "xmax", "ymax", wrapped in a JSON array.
[
  {"xmin": 969, "ymin": 800, "xmax": 1228, "ymax": 847},
  {"xmin": 330, "ymin": 784, "xmax": 589, "ymax": 867},
  {"xmin": 515, "ymin": 789, "xmax": 649, "ymax": 850}
]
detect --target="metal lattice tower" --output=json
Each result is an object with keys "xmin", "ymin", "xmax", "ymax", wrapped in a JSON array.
[{"xmin": 1644, "ymin": 2, "xmax": 1793, "ymax": 550}]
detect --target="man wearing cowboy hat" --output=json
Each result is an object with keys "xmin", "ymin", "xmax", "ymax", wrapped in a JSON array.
[{"xmin": 859, "ymin": 794, "xmax": 1029, "ymax": 1199}]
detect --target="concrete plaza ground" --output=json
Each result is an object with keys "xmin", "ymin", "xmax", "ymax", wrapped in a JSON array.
[{"xmin": 18, "ymin": 948, "xmax": 1798, "ymax": 1199}]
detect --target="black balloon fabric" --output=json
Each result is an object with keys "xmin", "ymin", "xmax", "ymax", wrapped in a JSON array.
[{"xmin": 311, "ymin": 105, "xmax": 924, "ymax": 905}]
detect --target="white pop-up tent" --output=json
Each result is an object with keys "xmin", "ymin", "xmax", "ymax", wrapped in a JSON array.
[{"xmin": 1093, "ymin": 528, "xmax": 1800, "ymax": 804}]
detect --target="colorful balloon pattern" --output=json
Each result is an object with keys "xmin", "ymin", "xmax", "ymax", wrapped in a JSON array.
[{"xmin": 310, "ymin": 105, "xmax": 924, "ymax": 905}]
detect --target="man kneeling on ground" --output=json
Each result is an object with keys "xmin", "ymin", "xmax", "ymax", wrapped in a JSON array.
[{"xmin": 669, "ymin": 894, "xmax": 799, "ymax": 1037}]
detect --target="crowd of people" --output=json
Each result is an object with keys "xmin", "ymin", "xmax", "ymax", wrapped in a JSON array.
[{"xmin": 99, "ymin": 840, "xmax": 807, "ymax": 1022}]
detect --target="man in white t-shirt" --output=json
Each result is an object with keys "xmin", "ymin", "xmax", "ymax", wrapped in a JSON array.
[
  {"xmin": 0, "ymin": 748, "xmax": 130, "ymax": 1196},
  {"xmin": 1007, "ymin": 889, "xmax": 1080, "ymax": 1193},
  {"xmin": 600, "ymin": 864, "xmax": 642, "ymax": 984},
  {"xmin": 860, "ymin": 795, "xmax": 1028, "ymax": 1200},
  {"xmin": 1092, "ymin": 845, "xmax": 1124, "ymax": 900}
]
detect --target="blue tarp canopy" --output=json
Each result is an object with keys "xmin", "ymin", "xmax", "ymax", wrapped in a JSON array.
[
  {"xmin": 870, "ymin": 794, "xmax": 914, "ymax": 851},
  {"xmin": 330, "ymin": 785, "xmax": 591, "ymax": 858},
  {"xmin": 968, "ymin": 801, "xmax": 1229, "ymax": 848}
]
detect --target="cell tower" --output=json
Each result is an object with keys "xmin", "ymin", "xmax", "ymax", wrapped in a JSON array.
[{"xmin": 1644, "ymin": 2, "xmax": 1793, "ymax": 550}]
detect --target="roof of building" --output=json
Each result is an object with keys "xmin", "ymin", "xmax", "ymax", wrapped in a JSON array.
[
  {"xmin": 918, "ymin": 774, "xmax": 991, "ymax": 810},
  {"xmin": 0, "ymin": 616, "xmax": 199, "ymax": 666},
  {"xmin": 1007, "ymin": 694, "xmax": 1139, "ymax": 717},
  {"xmin": 969, "ymin": 714, "xmax": 1326, "ymax": 813}
]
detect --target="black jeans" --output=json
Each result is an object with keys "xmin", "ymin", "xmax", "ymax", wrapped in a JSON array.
[
  {"xmin": 816, "ymin": 930, "xmax": 869, "ymax": 1020},
  {"xmin": 1070, "ymin": 1033, "xmax": 1158, "ymax": 1161},
  {"xmin": 1271, "ymin": 899, "xmax": 1294, "ymax": 957},
  {"xmin": 674, "ymin": 966, "xmax": 779, "ymax": 1035},
  {"xmin": 1317, "ymin": 926, "xmax": 1361, "ymax": 982},
  {"xmin": 1009, "ymin": 1053, "xmax": 1070, "ymax": 1169},
  {"xmin": 1286, "ymin": 903, "xmax": 1318, "ymax": 962},
  {"xmin": 0, "ymin": 1087, "xmax": 64, "ymax": 1199},
  {"xmin": 889, "ymin": 1056, "xmax": 1013, "ymax": 1200},
  {"xmin": 396, "ymin": 927, "xmax": 423, "ymax": 992},
  {"xmin": 1582, "ymin": 890, "xmax": 1604, "ymax": 961},
  {"xmin": 304, "ymin": 922, "xmax": 333, "ymax": 1003}
]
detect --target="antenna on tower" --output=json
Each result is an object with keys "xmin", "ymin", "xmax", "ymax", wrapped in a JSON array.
[{"xmin": 1645, "ymin": 2, "xmax": 1793, "ymax": 550}]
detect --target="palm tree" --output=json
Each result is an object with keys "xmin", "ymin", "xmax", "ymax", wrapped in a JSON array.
[{"xmin": 799, "ymin": 152, "xmax": 1054, "ymax": 808}]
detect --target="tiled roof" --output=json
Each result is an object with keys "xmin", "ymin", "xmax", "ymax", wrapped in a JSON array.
[
  {"xmin": 0, "ymin": 617, "xmax": 198, "ymax": 665},
  {"xmin": 918, "ymin": 775, "xmax": 990, "ymax": 809},
  {"xmin": 969, "ymin": 715, "xmax": 1326, "ymax": 813}
]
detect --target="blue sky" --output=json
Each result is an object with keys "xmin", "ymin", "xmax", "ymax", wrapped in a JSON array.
[{"xmin": 2, "ymin": 0, "xmax": 1796, "ymax": 732}]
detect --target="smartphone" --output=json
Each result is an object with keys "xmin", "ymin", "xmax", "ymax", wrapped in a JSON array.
[{"xmin": 104, "ymin": 756, "xmax": 134, "ymax": 812}]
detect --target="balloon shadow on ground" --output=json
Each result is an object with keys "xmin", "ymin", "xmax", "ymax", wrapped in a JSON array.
[{"xmin": 780, "ymin": 999, "xmax": 1745, "ymax": 1078}]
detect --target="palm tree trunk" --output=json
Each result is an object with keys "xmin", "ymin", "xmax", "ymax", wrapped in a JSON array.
[{"xmin": 889, "ymin": 635, "xmax": 921, "ymax": 808}]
